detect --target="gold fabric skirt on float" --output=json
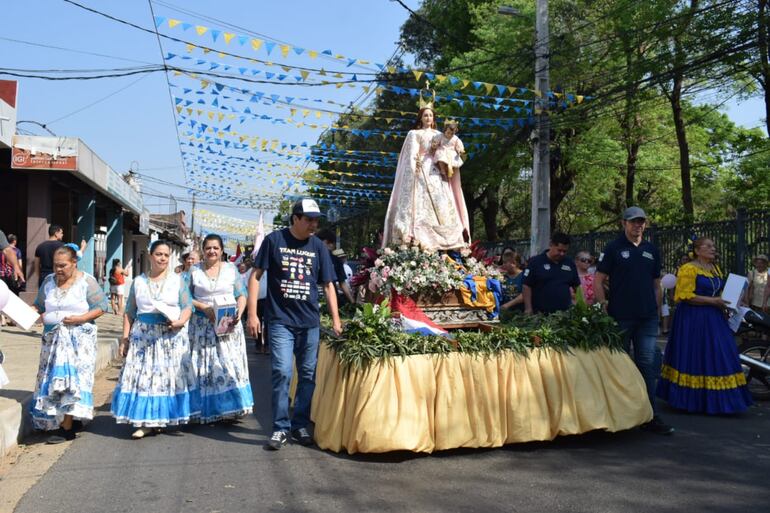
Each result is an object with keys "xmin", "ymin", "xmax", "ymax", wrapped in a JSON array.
[{"xmin": 311, "ymin": 344, "xmax": 653, "ymax": 454}]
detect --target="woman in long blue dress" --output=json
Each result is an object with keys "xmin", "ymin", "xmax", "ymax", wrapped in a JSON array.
[
  {"xmin": 111, "ymin": 240, "xmax": 198, "ymax": 439},
  {"xmin": 31, "ymin": 244, "xmax": 107, "ymax": 443},
  {"xmin": 656, "ymin": 237, "xmax": 752, "ymax": 414},
  {"xmin": 188, "ymin": 234, "xmax": 253, "ymax": 423}
]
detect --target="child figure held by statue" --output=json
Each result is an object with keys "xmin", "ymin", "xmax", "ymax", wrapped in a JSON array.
[{"xmin": 431, "ymin": 120, "xmax": 465, "ymax": 180}]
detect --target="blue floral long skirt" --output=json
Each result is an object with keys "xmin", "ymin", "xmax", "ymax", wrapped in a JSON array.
[
  {"xmin": 111, "ymin": 321, "xmax": 199, "ymax": 427},
  {"xmin": 31, "ymin": 324, "xmax": 97, "ymax": 431},
  {"xmin": 188, "ymin": 313, "xmax": 254, "ymax": 422}
]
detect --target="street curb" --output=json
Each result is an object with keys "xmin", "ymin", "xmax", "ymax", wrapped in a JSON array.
[{"xmin": 0, "ymin": 338, "xmax": 119, "ymax": 457}]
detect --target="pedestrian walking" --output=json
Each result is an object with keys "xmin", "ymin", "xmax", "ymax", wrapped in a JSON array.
[
  {"xmin": 656, "ymin": 237, "xmax": 752, "ymax": 414},
  {"xmin": 31, "ymin": 244, "xmax": 107, "ymax": 443},
  {"xmin": 111, "ymin": 240, "xmax": 198, "ymax": 439},
  {"xmin": 189, "ymin": 234, "xmax": 254, "ymax": 423},
  {"xmin": 34, "ymin": 224, "xmax": 64, "ymax": 287},
  {"xmin": 247, "ymin": 198, "xmax": 342, "ymax": 450},
  {"xmin": 523, "ymin": 232, "xmax": 580, "ymax": 314},
  {"xmin": 108, "ymin": 258, "xmax": 128, "ymax": 315},
  {"xmin": 594, "ymin": 206, "xmax": 674, "ymax": 435},
  {"xmin": 0, "ymin": 228, "xmax": 25, "ymax": 285}
]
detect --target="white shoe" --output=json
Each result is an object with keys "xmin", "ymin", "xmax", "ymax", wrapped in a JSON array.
[{"xmin": 131, "ymin": 427, "xmax": 153, "ymax": 439}]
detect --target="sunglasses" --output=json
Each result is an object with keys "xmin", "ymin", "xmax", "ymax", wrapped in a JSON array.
[{"xmin": 578, "ymin": 257, "xmax": 593, "ymax": 263}]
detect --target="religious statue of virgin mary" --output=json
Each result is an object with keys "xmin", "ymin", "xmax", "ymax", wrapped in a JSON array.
[{"xmin": 381, "ymin": 99, "xmax": 470, "ymax": 251}]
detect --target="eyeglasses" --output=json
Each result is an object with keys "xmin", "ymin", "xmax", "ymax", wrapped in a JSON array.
[{"xmin": 578, "ymin": 257, "xmax": 593, "ymax": 263}]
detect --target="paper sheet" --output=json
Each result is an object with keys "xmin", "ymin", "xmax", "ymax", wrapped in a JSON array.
[
  {"xmin": 721, "ymin": 273, "xmax": 748, "ymax": 310},
  {"xmin": 1, "ymin": 293, "xmax": 40, "ymax": 330},
  {"xmin": 728, "ymin": 306, "xmax": 752, "ymax": 333}
]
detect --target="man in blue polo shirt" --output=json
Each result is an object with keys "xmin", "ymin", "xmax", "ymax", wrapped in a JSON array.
[
  {"xmin": 523, "ymin": 232, "xmax": 580, "ymax": 314},
  {"xmin": 594, "ymin": 206, "xmax": 674, "ymax": 435},
  {"xmin": 247, "ymin": 198, "xmax": 342, "ymax": 450}
]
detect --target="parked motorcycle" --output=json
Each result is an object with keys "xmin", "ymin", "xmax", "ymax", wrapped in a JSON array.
[{"xmin": 737, "ymin": 309, "xmax": 770, "ymax": 400}]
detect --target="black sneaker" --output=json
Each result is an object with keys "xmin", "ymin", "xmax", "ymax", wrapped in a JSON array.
[
  {"xmin": 46, "ymin": 428, "xmax": 77, "ymax": 444},
  {"xmin": 267, "ymin": 430, "xmax": 289, "ymax": 450},
  {"xmin": 641, "ymin": 416, "xmax": 675, "ymax": 436},
  {"xmin": 291, "ymin": 427, "xmax": 313, "ymax": 446}
]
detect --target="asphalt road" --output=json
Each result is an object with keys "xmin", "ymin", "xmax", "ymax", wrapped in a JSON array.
[{"xmin": 14, "ymin": 346, "xmax": 770, "ymax": 513}]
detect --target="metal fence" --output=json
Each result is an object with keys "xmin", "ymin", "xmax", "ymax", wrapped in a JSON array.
[{"xmin": 485, "ymin": 209, "xmax": 770, "ymax": 274}]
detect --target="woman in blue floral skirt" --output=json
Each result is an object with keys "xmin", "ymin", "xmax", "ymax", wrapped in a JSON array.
[
  {"xmin": 32, "ymin": 244, "xmax": 107, "ymax": 443},
  {"xmin": 656, "ymin": 237, "xmax": 752, "ymax": 414},
  {"xmin": 111, "ymin": 240, "xmax": 198, "ymax": 439},
  {"xmin": 189, "ymin": 234, "xmax": 253, "ymax": 423}
]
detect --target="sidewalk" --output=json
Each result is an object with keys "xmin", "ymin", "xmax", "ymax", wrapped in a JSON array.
[{"xmin": 0, "ymin": 314, "xmax": 121, "ymax": 456}]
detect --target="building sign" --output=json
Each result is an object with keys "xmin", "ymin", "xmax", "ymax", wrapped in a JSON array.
[
  {"xmin": 139, "ymin": 210, "xmax": 150, "ymax": 235},
  {"xmin": 0, "ymin": 80, "xmax": 18, "ymax": 149},
  {"xmin": 11, "ymin": 135, "xmax": 78, "ymax": 170},
  {"xmin": 107, "ymin": 171, "xmax": 144, "ymax": 215}
]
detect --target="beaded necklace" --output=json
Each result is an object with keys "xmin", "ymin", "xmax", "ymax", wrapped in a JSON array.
[
  {"xmin": 693, "ymin": 260, "xmax": 721, "ymax": 296},
  {"xmin": 53, "ymin": 272, "xmax": 78, "ymax": 306},
  {"xmin": 147, "ymin": 270, "xmax": 168, "ymax": 300},
  {"xmin": 204, "ymin": 261, "xmax": 222, "ymax": 292}
]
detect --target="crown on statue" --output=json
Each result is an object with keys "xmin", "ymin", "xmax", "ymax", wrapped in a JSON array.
[{"xmin": 418, "ymin": 81, "xmax": 436, "ymax": 110}]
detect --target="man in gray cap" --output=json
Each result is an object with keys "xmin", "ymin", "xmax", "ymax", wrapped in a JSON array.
[
  {"xmin": 247, "ymin": 198, "xmax": 342, "ymax": 450},
  {"xmin": 594, "ymin": 206, "xmax": 674, "ymax": 435}
]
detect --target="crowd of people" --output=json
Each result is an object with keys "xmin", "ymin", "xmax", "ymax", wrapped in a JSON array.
[{"xmin": 2, "ymin": 192, "xmax": 764, "ymax": 448}]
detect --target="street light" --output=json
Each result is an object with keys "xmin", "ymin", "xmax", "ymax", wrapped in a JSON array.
[{"xmin": 499, "ymin": 3, "xmax": 551, "ymax": 256}]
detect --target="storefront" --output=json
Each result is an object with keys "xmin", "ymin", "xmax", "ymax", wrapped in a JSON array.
[{"xmin": 0, "ymin": 135, "xmax": 150, "ymax": 301}]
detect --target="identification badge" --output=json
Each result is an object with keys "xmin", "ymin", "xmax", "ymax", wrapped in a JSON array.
[
  {"xmin": 621, "ymin": 250, "xmax": 630, "ymax": 259},
  {"xmin": 544, "ymin": 264, "xmax": 551, "ymax": 270},
  {"xmin": 523, "ymin": 269, "xmax": 530, "ymax": 277},
  {"xmin": 642, "ymin": 251, "xmax": 654, "ymax": 260},
  {"xmin": 598, "ymin": 252, "xmax": 604, "ymax": 262},
  {"xmin": 561, "ymin": 264, "xmax": 571, "ymax": 271}
]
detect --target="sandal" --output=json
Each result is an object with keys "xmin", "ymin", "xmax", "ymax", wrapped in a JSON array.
[{"xmin": 131, "ymin": 427, "xmax": 156, "ymax": 439}]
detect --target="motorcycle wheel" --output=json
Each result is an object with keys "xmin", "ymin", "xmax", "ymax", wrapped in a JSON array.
[{"xmin": 739, "ymin": 339, "xmax": 770, "ymax": 401}]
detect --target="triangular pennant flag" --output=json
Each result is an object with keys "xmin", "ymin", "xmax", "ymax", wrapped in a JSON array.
[
  {"xmin": 223, "ymin": 32, "xmax": 235, "ymax": 44},
  {"xmin": 168, "ymin": 19, "xmax": 181, "ymax": 28},
  {"xmin": 195, "ymin": 25, "xmax": 208, "ymax": 36},
  {"xmin": 210, "ymin": 29, "xmax": 221, "ymax": 42},
  {"xmin": 251, "ymin": 39, "xmax": 263, "ymax": 51},
  {"xmin": 280, "ymin": 44, "xmax": 290, "ymax": 58},
  {"xmin": 264, "ymin": 41, "xmax": 276, "ymax": 55},
  {"xmin": 154, "ymin": 16, "xmax": 166, "ymax": 28}
]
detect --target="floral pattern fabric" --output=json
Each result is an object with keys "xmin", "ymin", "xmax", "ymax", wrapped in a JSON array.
[
  {"xmin": 188, "ymin": 315, "xmax": 254, "ymax": 422},
  {"xmin": 111, "ymin": 321, "xmax": 199, "ymax": 427},
  {"xmin": 31, "ymin": 324, "xmax": 98, "ymax": 431}
]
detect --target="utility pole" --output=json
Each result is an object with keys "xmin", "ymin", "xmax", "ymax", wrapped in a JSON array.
[
  {"xmin": 191, "ymin": 193, "xmax": 196, "ymax": 235},
  {"xmin": 531, "ymin": 0, "xmax": 551, "ymax": 256},
  {"xmin": 498, "ymin": 2, "xmax": 551, "ymax": 256}
]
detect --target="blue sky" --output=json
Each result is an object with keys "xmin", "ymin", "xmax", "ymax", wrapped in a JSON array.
[
  {"xmin": 2, "ymin": 0, "xmax": 765, "ymax": 234},
  {"xmin": 2, "ymin": 0, "xmax": 420, "ymax": 231}
]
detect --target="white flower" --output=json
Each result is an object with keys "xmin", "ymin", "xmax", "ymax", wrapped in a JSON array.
[
  {"xmin": 383, "ymin": 247, "xmax": 395, "ymax": 256},
  {"xmin": 375, "ymin": 258, "xmax": 384, "ymax": 267},
  {"xmin": 460, "ymin": 247, "xmax": 472, "ymax": 257},
  {"xmin": 581, "ymin": 317, "xmax": 589, "ymax": 324}
]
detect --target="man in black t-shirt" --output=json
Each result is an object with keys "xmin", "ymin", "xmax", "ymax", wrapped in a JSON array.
[
  {"xmin": 247, "ymin": 199, "xmax": 341, "ymax": 450},
  {"xmin": 34, "ymin": 224, "xmax": 64, "ymax": 286},
  {"xmin": 523, "ymin": 232, "xmax": 581, "ymax": 314},
  {"xmin": 595, "ymin": 206, "xmax": 674, "ymax": 435}
]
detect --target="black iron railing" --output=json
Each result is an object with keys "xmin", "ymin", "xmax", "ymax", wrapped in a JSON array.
[{"xmin": 484, "ymin": 209, "xmax": 770, "ymax": 274}]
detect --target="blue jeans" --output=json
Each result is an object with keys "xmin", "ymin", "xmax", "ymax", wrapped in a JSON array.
[
  {"xmin": 268, "ymin": 322, "xmax": 320, "ymax": 433},
  {"xmin": 616, "ymin": 317, "xmax": 661, "ymax": 415}
]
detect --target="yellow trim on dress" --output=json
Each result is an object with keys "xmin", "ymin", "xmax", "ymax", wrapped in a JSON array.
[
  {"xmin": 661, "ymin": 364, "xmax": 747, "ymax": 390},
  {"xmin": 673, "ymin": 262, "xmax": 723, "ymax": 302}
]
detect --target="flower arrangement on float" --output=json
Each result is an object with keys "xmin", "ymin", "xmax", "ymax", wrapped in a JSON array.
[{"xmin": 354, "ymin": 241, "xmax": 501, "ymax": 299}]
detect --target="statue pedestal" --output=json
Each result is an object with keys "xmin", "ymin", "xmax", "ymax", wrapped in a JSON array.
[{"xmin": 414, "ymin": 291, "xmax": 496, "ymax": 329}]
